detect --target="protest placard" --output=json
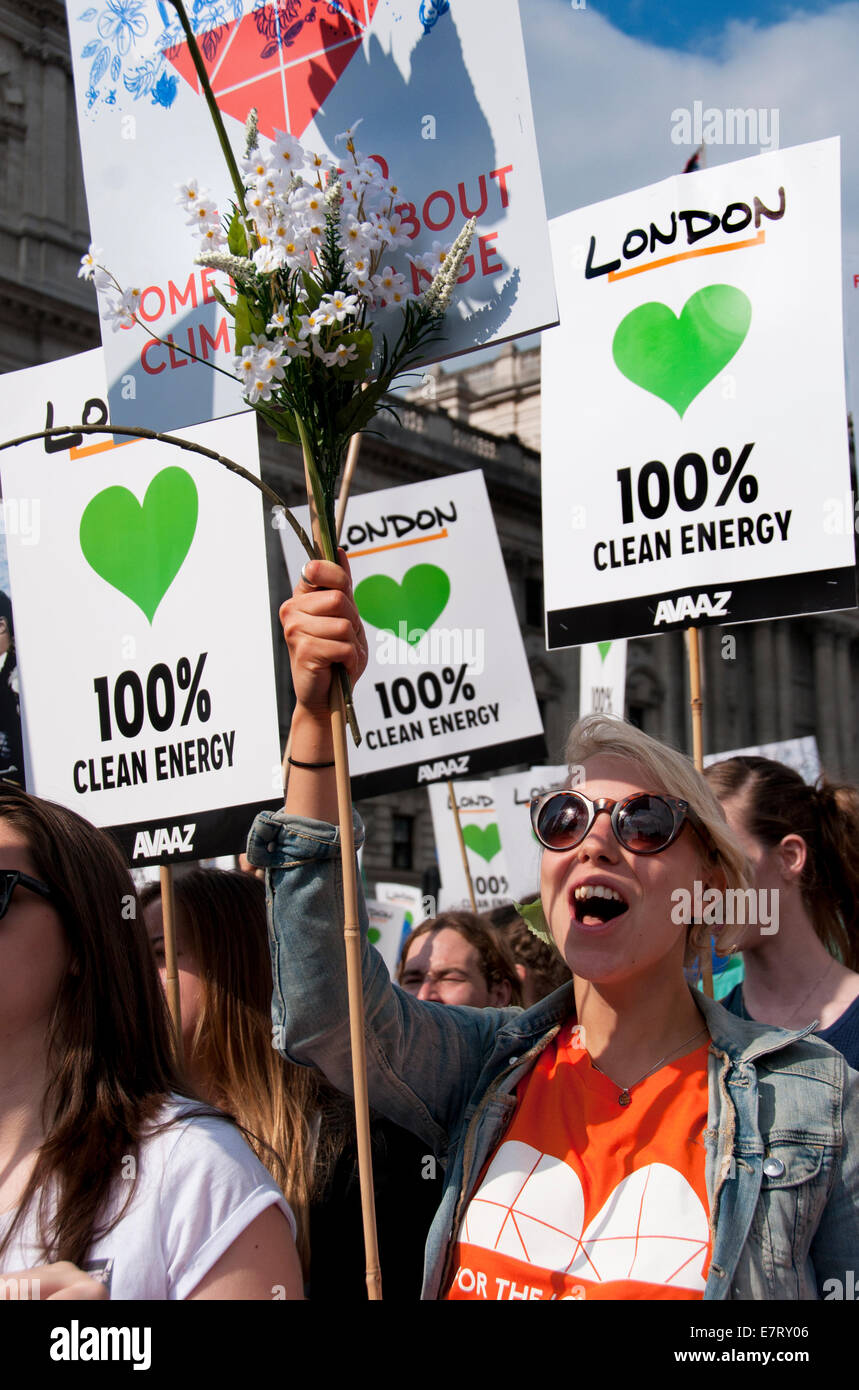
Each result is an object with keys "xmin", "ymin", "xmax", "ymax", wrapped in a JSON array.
[
  {"xmin": 0, "ymin": 349, "xmax": 282, "ymax": 864},
  {"xmin": 703, "ymin": 735, "xmax": 821, "ymax": 785},
  {"xmin": 427, "ymin": 778, "xmax": 511, "ymax": 912},
  {"xmin": 542, "ymin": 138, "xmax": 856, "ymax": 647},
  {"xmin": 488, "ymin": 764, "xmax": 569, "ymax": 903},
  {"xmin": 66, "ymin": 0, "xmax": 556, "ymax": 431},
  {"xmin": 280, "ymin": 470, "xmax": 545, "ymax": 797},
  {"xmin": 578, "ymin": 640, "xmax": 627, "ymax": 718},
  {"xmin": 365, "ymin": 898, "xmax": 408, "ymax": 978}
]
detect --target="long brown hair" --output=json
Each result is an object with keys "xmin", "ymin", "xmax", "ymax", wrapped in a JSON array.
[
  {"xmin": 0, "ymin": 784, "xmax": 191, "ymax": 1267},
  {"xmin": 704, "ymin": 756, "xmax": 859, "ymax": 970},
  {"xmin": 140, "ymin": 869, "xmax": 319, "ymax": 1269}
]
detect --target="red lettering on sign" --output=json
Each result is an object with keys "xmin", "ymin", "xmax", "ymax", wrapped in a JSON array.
[
  {"xmin": 478, "ymin": 232, "xmax": 503, "ymax": 276},
  {"xmin": 490, "ymin": 165, "xmax": 513, "ymax": 207},
  {"xmin": 138, "ymin": 285, "xmax": 166, "ymax": 322}
]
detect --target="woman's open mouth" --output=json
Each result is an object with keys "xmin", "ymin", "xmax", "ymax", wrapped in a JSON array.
[{"xmin": 571, "ymin": 883, "xmax": 629, "ymax": 928}]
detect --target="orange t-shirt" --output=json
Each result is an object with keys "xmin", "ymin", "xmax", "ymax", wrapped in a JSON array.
[{"xmin": 445, "ymin": 1022, "xmax": 711, "ymax": 1301}]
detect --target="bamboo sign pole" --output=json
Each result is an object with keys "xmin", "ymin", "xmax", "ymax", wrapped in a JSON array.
[
  {"xmin": 159, "ymin": 864, "xmax": 184, "ymax": 1064},
  {"xmin": 295, "ymin": 427, "xmax": 382, "ymax": 1300},
  {"xmin": 282, "ymin": 429, "xmax": 364, "ymax": 791},
  {"xmin": 330, "ymin": 679, "xmax": 382, "ymax": 1301},
  {"xmin": 686, "ymin": 626, "xmax": 714, "ymax": 1000},
  {"xmin": 449, "ymin": 780, "xmax": 478, "ymax": 912}
]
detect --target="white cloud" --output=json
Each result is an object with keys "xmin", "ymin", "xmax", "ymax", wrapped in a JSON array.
[{"xmin": 522, "ymin": 0, "xmax": 859, "ymax": 230}]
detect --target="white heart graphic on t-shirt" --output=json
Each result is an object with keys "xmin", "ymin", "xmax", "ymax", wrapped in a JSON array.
[{"xmin": 462, "ymin": 1140, "xmax": 709, "ymax": 1290}]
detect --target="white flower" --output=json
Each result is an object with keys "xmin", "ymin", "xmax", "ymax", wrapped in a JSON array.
[
  {"xmin": 283, "ymin": 334, "xmax": 310, "ymax": 359},
  {"xmin": 253, "ymin": 239, "xmax": 286, "ymax": 273},
  {"xmin": 372, "ymin": 266, "xmax": 407, "ymax": 296},
  {"xmin": 103, "ymin": 286, "xmax": 141, "ymax": 331},
  {"xmin": 175, "ymin": 179, "xmax": 204, "ymax": 210},
  {"xmin": 245, "ymin": 375, "xmax": 276, "ymax": 404},
  {"xmin": 197, "ymin": 222, "xmax": 227, "ymax": 250},
  {"xmin": 233, "ymin": 346, "xmax": 257, "ymax": 381},
  {"xmin": 240, "ymin": 150, "xmax": 270, "ymax": 181},
  {"xmin": 256, "ymin": 339, "xmax": 287, "ymax": 380},
  {"xmin": 186, "ymin": 199, "xmax": 220, "ymax": 227},
  {"xmin": 319, "ymin": 291, "xmax": 360, "ymax": 323},
  {"xmin": 271, "ymin": 129, "xmax": 305, "ymax": 175},
  {"xmin": 334, "ymin": 117, "xmax": 364, "ymax": 144},
  {"xmin": 297, "ymin": 307, "xmax": 333, "ymax": 339},
  {"xmin": 409, "ymin": 240, "xmax": 451, "ymax": 272},
  {"xmin": 341, "ymin": 216, "xmax": 374, "ymax": 252},
  {"xmin": 78, "ymin": 244, "xmax": 103, "ymax": 280},
  {"xmin": 323, "ymin": 342, "xmax": 359, "ymax": 367},
  {"xmin": 267, "ymin": 301, "xmax": 291, "ymax": 331}
]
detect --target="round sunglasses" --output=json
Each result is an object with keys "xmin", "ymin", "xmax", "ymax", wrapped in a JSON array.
[
  {"xmin": 530, "ymin": 790, "xmax": 715, "ymax": 857},
  {"xmin": 0, "ymin": 868, "xmax": 53, "ymax": 919}
]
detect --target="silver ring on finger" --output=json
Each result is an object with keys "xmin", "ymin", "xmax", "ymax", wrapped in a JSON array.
[{"xmin": 300, "ymin": 561, "xmax": 321, "ymax": 590}]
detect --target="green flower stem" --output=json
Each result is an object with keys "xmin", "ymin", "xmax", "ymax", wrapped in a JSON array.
[
  {"xmin": 164, "ymin": 0, "xmax": 250, "ymax": 226},
  {"xmin": 293, "ymin": 411, "xmax": 361, "ymax": 747}
]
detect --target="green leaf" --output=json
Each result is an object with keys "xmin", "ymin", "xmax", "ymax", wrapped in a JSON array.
[
  {"xmin": 211, "ymin": 285, "xmax": 237, "ymax": 318},
  {"xmin": 227, "ymin": 207, "xmax": 248, "ymax": 258},
  {"xmin": 300, "ymin": 271, "xmax": 323, "ymax": 312},
  {"xmin": 234, "ymin": 292, "xmax": 265, "ymax": 355},
  {"xmin": 514, "ymin": 898, "xmax": 553, "ymax": 947},
  {"xmin": 335, "ymin": 329, "xmax": 375, "ymax": 381}
]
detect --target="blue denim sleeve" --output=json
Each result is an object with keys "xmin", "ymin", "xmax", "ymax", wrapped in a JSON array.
[
  {"xmin": 247, "ymin": 807, "xmax": 518, "ymax": 1154},
  {"xmin": 810, "ymin": 1059, "xmax": 859, "ymax": 1291}
]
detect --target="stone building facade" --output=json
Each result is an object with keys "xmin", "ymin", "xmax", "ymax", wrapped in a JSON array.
[{"xmin": 2, "ymin": 1, "xmax": 857, "ymax": 895}]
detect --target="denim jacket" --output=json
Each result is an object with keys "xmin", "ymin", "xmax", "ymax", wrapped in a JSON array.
[{"xmin": 248, "ymin": 808, "xmax": 859, "ymax": 1301}]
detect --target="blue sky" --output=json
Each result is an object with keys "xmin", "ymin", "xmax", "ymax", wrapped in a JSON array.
[{"xmin": 588, "ymin": 0, "xmax": 841, "ymax": 52}]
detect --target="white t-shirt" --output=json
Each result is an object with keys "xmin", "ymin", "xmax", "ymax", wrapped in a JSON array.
[{"xmin": 0, "ymin": 1098, "xmax": 296, "ymax": 1300}]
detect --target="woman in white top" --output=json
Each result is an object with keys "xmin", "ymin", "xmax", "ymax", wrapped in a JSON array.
[{"xmin": 0, "ymin": 783, "xmax": 303, "ymax": 1300}]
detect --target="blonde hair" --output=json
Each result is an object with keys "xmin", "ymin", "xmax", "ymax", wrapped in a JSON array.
[{"xmin": 564, "ymin": 715, "xmax": 755, "ymax": 952}]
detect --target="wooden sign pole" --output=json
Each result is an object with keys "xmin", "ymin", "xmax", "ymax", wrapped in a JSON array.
[
  {"xmin": 686, "ymin": 626, "xmax": 714, "ymax": 999},
  {"xmin": 448, "ymin": 780, "xmax": 478, "ymax": 912},
  {"xmin": 159, "ymin": 863, "xmax": 184, "ymax": 1063}
]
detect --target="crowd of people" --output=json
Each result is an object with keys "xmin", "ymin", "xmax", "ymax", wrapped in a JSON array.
[{"xmin": 1, "ymin": 551, "xmax": 857, "ymax": 1300}]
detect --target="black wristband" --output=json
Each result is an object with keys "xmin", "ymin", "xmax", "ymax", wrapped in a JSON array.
[{"xmin": 287, "ymin": 756, "xmax": 335, "ymax": 769}]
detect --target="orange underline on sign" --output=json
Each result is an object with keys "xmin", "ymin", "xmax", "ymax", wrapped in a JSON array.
[
  {"xmin": 69, "ymin": 437, "xmax": 139, "ymax": 459},
  {"xmin": 347, "ymin": 528, "xmax": 448, "ymax": 558},
  {"xmin": 457, "ymin": 808, "xmax": 496, "ymax": 814},
  {"xmin": 607, "ymin": 229, "xmax": 766, "ymax": 282}
]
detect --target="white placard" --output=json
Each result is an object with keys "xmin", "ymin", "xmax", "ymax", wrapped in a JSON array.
[
  {"xmin": 489, "ymin": 763, "xmax": 569, "ymax": 902},
  {"xmin": 428, "ymin": 778, "xmax": 512, "ymax": 913},
  {"xmin": 66, "ymin": 0, "xmax": 556, "ymax": 431},
  {"xmin": 280, "ymin": 471, "xmax": 545, "ymax": 797},
  {"xmin": 374, "ymin": 880, "xmax": 430, "ymax": 929},
  {"xmin": 844, "ymin": 240, "xmax": 859, "ymax": 482},
  {"xmin": 704, "ymin": 735, "xmax": 821, "ymax": 785},
  {"xmin": 542, "ymin": 139, "xmax": 855, "ymax": 647},
  {"xmin": 578, "ymin": 639, "xmax": 627, "ymax": 718},
  {"xmin": 366, "ymin": 898, "xmax": 408, "ymax": 978},
  {"xmin": 0, "ymin": 350, "xmax": 282, "ymax": 863}
]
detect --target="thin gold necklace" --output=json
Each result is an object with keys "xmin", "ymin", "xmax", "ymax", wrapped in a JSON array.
[{"xmin": 590, "ymin": 1025, "xmax": 708, "ymax": 1106}]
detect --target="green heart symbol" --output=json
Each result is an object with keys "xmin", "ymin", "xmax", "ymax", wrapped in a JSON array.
[
  {"xmin": 462, "ymin": 822, "xmax": 502, "ymax": 863},
  {"xmin": 612, "ymin": 284, "xmax": 752, "ymax": 417},
  {"xmin": 354, "ymin": 564, "xmax": 450, "ymax": 645},
  {"xmin": 79, "ymin": 466, "xmax": 198, "ymax": 624},
  {"xmin": 597, "ymin": 641, "xmax": 612, "ymax": 662}
]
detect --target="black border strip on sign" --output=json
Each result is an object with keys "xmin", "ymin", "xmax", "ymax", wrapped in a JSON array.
[
  {"xmin": 107, "ymin": 798, "xmax": 284, "ymax": 867},
  {"xmin": 546, "ymin": 568, "xmax": 858, "ymax": 648},
  {"xmin": 350, "ymin": 734, "xmax": 548, "ymax": 801}
]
